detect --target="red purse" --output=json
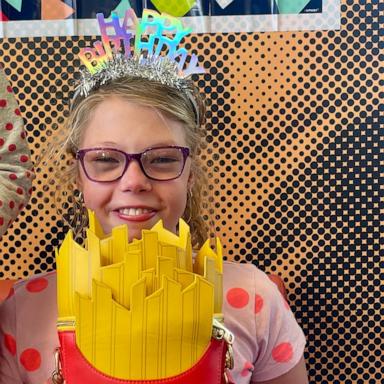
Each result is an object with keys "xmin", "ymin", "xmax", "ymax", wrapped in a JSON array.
[{"xmin": 52, "ymin": 324, "xmax": 234, "ymax": 384}]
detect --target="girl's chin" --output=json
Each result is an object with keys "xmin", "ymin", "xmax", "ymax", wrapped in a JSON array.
[
  {"xmin": 127, "ymin": 228, "xmax": 146, "ymax": 242},
  {"xmin": 115, "ymin": 220, "xmax": 157, "ymax": 241}
]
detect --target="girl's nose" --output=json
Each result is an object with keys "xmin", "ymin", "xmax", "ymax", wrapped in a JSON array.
[{"xmin": 118, "ymin": 160, "xmax": 152, "ymax": 192}]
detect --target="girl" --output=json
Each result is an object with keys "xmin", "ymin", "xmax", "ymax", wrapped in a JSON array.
[{"xmin": 0, "ymin": 10, "xmax": 307, "ymax": 384}]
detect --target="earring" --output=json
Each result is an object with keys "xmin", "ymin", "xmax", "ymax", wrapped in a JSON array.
[
  {"xmin": 72, "ymin": 189, "xmax": 88, "ymax": 241},
  {"xmin": 184, "ymin": 189, "xmax": 193, "ymax": 224},
  {"xmin": 79, "ymin": 191, "xmax": 84, "ymax": 206},
  {"xmin": 78, "ymin": 191, "xmax": 84, "ymax": 204}
]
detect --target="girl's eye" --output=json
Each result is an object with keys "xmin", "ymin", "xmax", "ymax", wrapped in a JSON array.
[
  {"xmin": 151, "ymin": 156, "xmax": 178, "ymax": 164},
  {"xmin": 93, "ymin": 156, "xmax": 119, "ymax": 163}
]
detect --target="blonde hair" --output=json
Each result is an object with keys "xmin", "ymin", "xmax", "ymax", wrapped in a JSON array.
[{"xmin": 52, "ymin": 77, "xmax": 209, "ymax": 248}]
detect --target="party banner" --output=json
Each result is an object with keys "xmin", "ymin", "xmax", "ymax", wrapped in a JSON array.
[{"xmin": 0, "ymin": 0, "xmax": 340, "ymax": 37}]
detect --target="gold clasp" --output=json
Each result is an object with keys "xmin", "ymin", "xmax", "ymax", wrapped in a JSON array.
[{"xmin": 212, "ymin": 318, "xmax": 235, "ymax": 370}]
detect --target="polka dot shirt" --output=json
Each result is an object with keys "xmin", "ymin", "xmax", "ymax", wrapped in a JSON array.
[
  {"xmin": 0, "ymin": 263, "xmax": 306, "ymax": 383},
  {"xmin": 0, "ymin": 67, "xmax": 34, "ymax": 237}
]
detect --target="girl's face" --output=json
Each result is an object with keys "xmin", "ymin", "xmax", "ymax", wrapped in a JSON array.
[{"xmin": 77, "ymin": 96, "xmax": 192, "ymax": 241}]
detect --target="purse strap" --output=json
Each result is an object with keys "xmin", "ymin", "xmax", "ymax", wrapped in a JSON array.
[
  {"xmin": 52, "ymin": 348, "xmax": 64, "ymax": 384},
  {"xmin": 212, "ymin": 318, "xmax": 235, "ymax": 371}
]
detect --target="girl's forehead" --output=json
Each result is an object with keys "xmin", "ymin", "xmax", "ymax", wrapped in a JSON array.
[{"xmin": 81, "ymin": 98, "xmax": 188, "ymax": 149}]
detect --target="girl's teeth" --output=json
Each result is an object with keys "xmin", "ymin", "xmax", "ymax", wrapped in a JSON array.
[{"xmin": 120, "ymin": 208, "xmax": 150, "ymax": 216}]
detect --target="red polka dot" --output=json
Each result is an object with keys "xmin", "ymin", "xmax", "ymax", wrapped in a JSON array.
[
  {"xmin": 240, "ymin": 361, "xmax": 254, "ymax": 377},
  {"xmin": 8, "ymin": 144, "xmax": 16, "ymax": 152},
  {"xmin": 20, "ymin": 155, "xmax": 29, "ymax": 163},
  {"xmin": 5, "ymin": 123, "xmax": 13, "ymax": 130},
  {"xmin": 0, "ymin": 99, "xmax": 7, "ymax": 108},
  {"xmin": 0, "ymin": 200, "xmax": 2, "ymax": 207},
  {"xmin": 9, "ymin": 201, "xmax": 15, "ymax": 209},
  {"xmin": 9, "ymin": 173, "xmax": 17, "ymax": 180},
  {"xmin": 19, "ymin": 203, "xmax": 24, "ymax": 210},
  {"xmin": 20, "ymin": 348, "xmax": 41, "ymax": 371},
  {"xmin": 254, "ymin": 294, "xmax": 264, "ymax": 314},
  {"xmin": 0, "ymin": 217, "xmax": 3, "ymax": 226},
  {"xmin": 26, "ymin": 277, "xmax": 48, "ymax": 293},
  {"xmin": 16, "ymin": 187, "xmax": 23, "ymax": 195},
  {"xmin": 272, "ymin": 342, "xmax": 294, "ymax": 363},
  {"xmin": 20, "ymin": 131, "xmax": 26, "ymax": 139},
  {"xmin": 4, "ymin": 333, "xmax": 16, "ymax": 355},
  {"xmin": 14, "ymin": 108, "xmax": 21, "ymax": 116},
  {"xmin": 226, "ymin": 287, "xmax": 249, "ymax": 309},
  {"xmin": 0, "ymin": 138, "xmax": 4, "ymax": 146},
  {"xmin": 7, "ymin": 85, "xmax": 13, "ymax": 93}
]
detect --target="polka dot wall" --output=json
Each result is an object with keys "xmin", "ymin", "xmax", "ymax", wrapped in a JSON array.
[{"xmin": 0, "ymin": 0, "xmax": 383, "ymax": 383}]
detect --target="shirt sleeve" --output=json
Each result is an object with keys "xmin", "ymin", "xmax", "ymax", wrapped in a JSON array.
[
  {"xmin": 0, "ymin": 290, "xmax": 23, "ymax": 383},
  {"xmin": 0, "ymin": 67, "xmax": 34, "ymax": 237},
  {"xmin": 250, "ymin": 267, "xmax": 306, "ymax": 382}
]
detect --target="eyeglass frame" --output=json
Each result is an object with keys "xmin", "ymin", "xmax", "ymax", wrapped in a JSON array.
[{"xmin": 76, "ymin": 146, "xmax": 190, "ymax": 182}]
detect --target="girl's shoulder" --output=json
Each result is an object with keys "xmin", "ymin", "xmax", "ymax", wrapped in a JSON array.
[
  {"xmin": 223, "ymin": 260, "xmax": 282, "ymax": 296},
  {"xmin": 11, "ymin": 271, "xmax": 57, "ymax": 300},
  {"xmin": 222, "ymin": 261, "xmax": 306, "ymax": 383},
  {"xmin": 0, "ymin": 271, "xmax": 59, "ymax": 383}
]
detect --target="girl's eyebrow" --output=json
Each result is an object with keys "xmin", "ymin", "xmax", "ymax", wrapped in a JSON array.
[{"xmin": 84, "ymin": 141, "xmax": 181, "ymax": 151}]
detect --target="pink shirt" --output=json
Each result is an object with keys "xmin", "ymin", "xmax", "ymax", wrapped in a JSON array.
[{"xmin": 0, "ymin": 262, "xmax": 305, "ymax": 383}]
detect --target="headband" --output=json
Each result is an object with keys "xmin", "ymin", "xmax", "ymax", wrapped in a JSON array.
[{"xmin": 74, "ymin": 9, "xmax": 205, "ymax": 123}]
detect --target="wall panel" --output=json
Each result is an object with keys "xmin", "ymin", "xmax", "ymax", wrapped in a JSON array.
[{"xmin": 0, "ymin": 1, "xmax": 383, "ymax": 382}]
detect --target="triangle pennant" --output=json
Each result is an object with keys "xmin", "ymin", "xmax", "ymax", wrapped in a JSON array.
[
  {"xmin": 277, "ymin": 0, "xmax": 311, "ymax": 14},
  {"xmin": 109, "ymin": 0, "xmax": 132, "ymax": 18},
  {"xmin": 0, "ymin": 11, "xmax": 9, "ymax": 21},
  {"xmin": 151, "ymin": 0, "xmax": 196, "ymax": 17},
  {"xmin": 215, "ymin": 0, "xmax": 235, "ymax": 9},
  {"xmin": 3, "ymin": 0, "xmax": 22, "ymax": 12},
  {"xmin": 41, "ymin": 0, "xmax": 75, "ymax": 20}
]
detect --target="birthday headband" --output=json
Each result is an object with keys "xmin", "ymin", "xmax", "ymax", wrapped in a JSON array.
[{"xmin": 76, "ymin": 9, "xmax": 205, "ymax": 99}]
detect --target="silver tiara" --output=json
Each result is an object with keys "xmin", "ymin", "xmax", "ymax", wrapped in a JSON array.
[
  {"xmin": 77, "ymin": 54, "xmax": 193, "ymax": 98},
  {"xmin": 76, "ymin": 9, "xmax": 205, "ymax": 99}
]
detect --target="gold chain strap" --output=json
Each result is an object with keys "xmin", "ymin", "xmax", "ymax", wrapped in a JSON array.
[
  {"xmin": 51, "ymin": 348, "xmax": 65, "ymax": 384},
  {"xmin": 212, "ymin": 318, "xmax": 235, "ymax": 370}
]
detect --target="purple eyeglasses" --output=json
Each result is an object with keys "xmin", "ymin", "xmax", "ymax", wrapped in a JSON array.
[{"xmin": 76, "ymin": 146, "xmax": 190, "ymax": 182}]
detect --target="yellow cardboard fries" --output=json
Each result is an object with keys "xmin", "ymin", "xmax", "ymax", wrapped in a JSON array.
[{"xmin": 57, "ymin": 210, "xmax": 223, "ymax": 379}]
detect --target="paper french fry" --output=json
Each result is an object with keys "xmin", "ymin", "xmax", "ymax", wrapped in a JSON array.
[
  {"xmin": 162, "ymin": 276, "xmax": 183, "ymax": 376},
  {"xmin": 130, "ymin": 277, "xmax": 146, "ymax": 378},
  {"xmin": 144, "ymin": 288, "xmax": 163, "ymax": 378},
  {"xmin": 141, "ymin": 230, "xmax": 159, "ymax": 270},
  {"xmin": 92, "ymin": 280, "xmax": 113, "ymax": 373},
  {"xmin": 111, "ymin": 224, "xmax": 129, "ymax": 264},
  {"xmin": 141, "ymin": 267, "xmax": 155, "ymax": 296},
  {"xmin": 174, "ymin": 268, "xmax": 195, "ymax": 290},
  {"xmin": 74, "ymin": 292, "xmax": 93, "ymax": 362},
  {"xmin": 112, "ymin": 302, "xmax": 131, "ymax": 377},
  {"xmin": 57, "ymin": 230, "xmax": 89, "ymax": 317}
]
